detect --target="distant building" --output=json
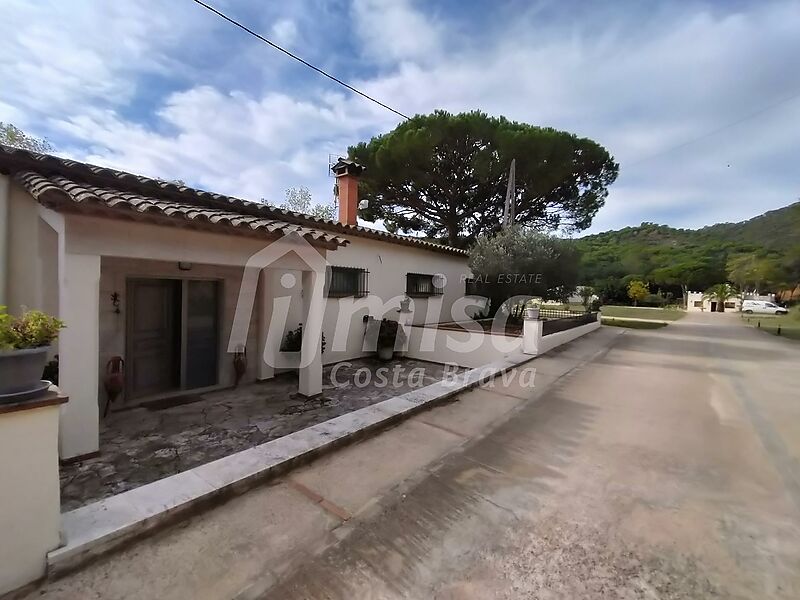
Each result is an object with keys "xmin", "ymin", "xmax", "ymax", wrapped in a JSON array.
[{"xmin": 686, "ymin": 291, "xmax": 775, "ymax": 312}]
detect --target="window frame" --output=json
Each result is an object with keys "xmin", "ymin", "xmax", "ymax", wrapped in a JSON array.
[
  {"xmin": 325, "ymin": 266, "xmax": 369, "ymax": 298},
  {"xmin": 406, "ymin": 272, "xmax": 444, "ymax": 298},
  {"xmin": 464, "ymin": 277, "xmax": 478, "ymax": 296}
]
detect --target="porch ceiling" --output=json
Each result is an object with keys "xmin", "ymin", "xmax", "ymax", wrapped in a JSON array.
[{"xmin": 14, "ymin": 170, "xmax": 348, "ymax": 248}]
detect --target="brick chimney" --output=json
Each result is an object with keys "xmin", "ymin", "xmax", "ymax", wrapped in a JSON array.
[{"xmin": 331, "ymin": 157, "xmax": 365, "ymax": 226}]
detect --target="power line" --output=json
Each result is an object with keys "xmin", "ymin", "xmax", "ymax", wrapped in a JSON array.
[
  {"xmin": 628, "ymin": 89, "xmax": 800, "ymax": 166},
  {"xmin": 189, "ymin": 0, "xmax": 411, "ymax": 120}
]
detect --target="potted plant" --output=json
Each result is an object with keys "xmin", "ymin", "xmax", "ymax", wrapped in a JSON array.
[
  {"xmin": 376, "ymin": 318, "xmax": 406, "ymax": 361},
  {"xmin": 279, "ymin": 324, "xmax": 326, "ymax": 369},
  {"xmin": 524, "ymin": 299, "xmax": 541, "ymax": 320},
  {"xmin": 0, "ymin": 306, "xmax": 65, "ymax": 401}
]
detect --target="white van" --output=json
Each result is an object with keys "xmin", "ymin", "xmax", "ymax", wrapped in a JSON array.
[{"xmin": 741, "ymin": 300, "xmax": 788, "ymax": 315}]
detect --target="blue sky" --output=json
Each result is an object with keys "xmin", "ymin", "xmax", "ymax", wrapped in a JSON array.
[{"xmin": 1, "ymin": 0, "xmax": 798, "ymax": 234}]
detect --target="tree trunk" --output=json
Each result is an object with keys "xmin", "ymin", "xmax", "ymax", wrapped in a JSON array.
[{"xmin": 447, "ymin": 221, "xmax": 459, "ymax": 247}]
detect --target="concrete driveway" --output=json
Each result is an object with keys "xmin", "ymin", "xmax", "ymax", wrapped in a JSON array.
[
  {"xmin": 18, "ymin": 314, "xmax": 800, "ymax": 599},
  {"xmin": 268, "ymin": 312, "xmax": 800, "ymax": 599}
]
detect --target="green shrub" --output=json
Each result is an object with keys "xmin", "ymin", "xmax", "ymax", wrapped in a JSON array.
[
  {"xmin": 280, "ymin": 324, "xmax": 326, "ymax": 354},
  {"xmin": 0, "ymin": 306, "xmax": 65, "ymax": 350}
]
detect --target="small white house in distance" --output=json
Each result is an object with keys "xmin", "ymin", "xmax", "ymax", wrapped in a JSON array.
[
  {"xmin": 686, "ymin": 291, "xmax": 741, "ymax": 312},
  {"xmin": 0, "ymin": 146, "xmax": 473, "ymax": 462},
  {"xmin": 686, "ymin": 291, "xmax": 776, "ymax": 312},
  {"xmin": 686, "ymin": 292, "xmax": 775, "ymax": 312}
]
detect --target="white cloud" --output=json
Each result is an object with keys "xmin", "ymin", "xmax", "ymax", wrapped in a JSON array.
[
  {"xmin": 2, "ymin": 0, "xmax": 799, "ymax": 233},
  {"xmin": 351, "ymin": 0, "xmax": 443, "ymax": 64},
  {"xmin": 270, "ymin": 19, "xmax": 299, "ymax": 48},
  {"xmin": 0, "ymin": 1, "xmax": 197, "ymax": 117},
  {"xmin": 49, "ymin": 85, "xmax": 379, "ymax": 206}
]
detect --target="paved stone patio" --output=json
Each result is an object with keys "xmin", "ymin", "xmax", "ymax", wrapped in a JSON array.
[{"xmin": 60, "ymin": 358, "xmax": 460, "ymax": 511}]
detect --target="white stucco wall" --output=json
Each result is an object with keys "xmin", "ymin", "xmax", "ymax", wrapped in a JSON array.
[
  {"xmin": 1, "ymin": 182, "xmax": 61, "ymax": 355},
  {"xmin": 84, "ymin": 218, "xmax": 474, "ymax": 399},
  {"xmin": 686, "ymin": 291, "xmax": 742, "ymax": 312},
  {"xmin": 403, "ymin": 325, "xmax": 522, "ymax": 368},
  {"xmin": 98, "ymin": 257, "xmax": 263, "ymax": 407},
  {"xmin": 6, "ymin": 182, "xmax": 49, "ymax": 313},
  {"xmin": 321, "ymin": 236, "xmax": 473, "ymax": 364},
  {"xmin": 5, "ymin": 191, "xmax": 474, "ymax": 417},
  {"xmin": 0, "ymin": 403, "xmax": 62, "ymax": 595},
  {"xmin": 539, "ymin": 319, "xmax": 601, "ymax": 354}
]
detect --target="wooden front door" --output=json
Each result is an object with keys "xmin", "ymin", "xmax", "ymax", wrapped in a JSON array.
[{"xmin": 127, "ymin": 279, "xmax": 181, "ymax": 399}]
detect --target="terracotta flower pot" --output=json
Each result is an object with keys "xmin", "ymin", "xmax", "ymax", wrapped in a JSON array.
[{"xmin": 0, "ymin": 346, "xmax": 50, "ymax": 400}]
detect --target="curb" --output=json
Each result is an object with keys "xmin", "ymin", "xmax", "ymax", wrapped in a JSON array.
[{"xmin": 48, "ymin": 356, "xmax": 524, "ymax": 577}]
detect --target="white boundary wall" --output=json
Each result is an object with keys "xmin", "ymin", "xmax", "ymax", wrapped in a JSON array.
[
  {"xmin": 404, "ymin": 315, "xmax": 602, "ymax": 367},
  {"xmin": 403, "ymin": 325, "xmax": 522, "ymax": 368},
  {"xmin": 0, "ymin": 395, "xmax": 64, "ymax": 595},
  {"xmin": 538, "ymin": 319, "xmax": 601, "ymax": 354}
]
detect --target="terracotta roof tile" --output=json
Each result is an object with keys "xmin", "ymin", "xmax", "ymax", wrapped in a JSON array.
[
  {"xmin": 13, "ymin": 171, "xmax": 347, "ymax": 246},
  {"xmin": 0, "ymin": 144, "xmax": 467, "ymax": 256}
]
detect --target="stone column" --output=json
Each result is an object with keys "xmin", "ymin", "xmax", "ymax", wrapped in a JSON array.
[
  {"xmin": 58, "ymin": 253, "xmax": 101, "ymax": 460},
  {"xmin": 256, "ymin": 269, "xmax": 275, "ymax": 381},
  {"xmin": 0, "ymin": 388, "xmax": 67, "ymax": 595},
  {"xmin": 298, "ymin": 269, "xmax": 323, "ymax": 397}
]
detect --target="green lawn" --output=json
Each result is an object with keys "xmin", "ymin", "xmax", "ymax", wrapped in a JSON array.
[
  {"xmin": 741, "ymin": 306, "xmax": 800, "ymax": 341},
  {"xmin": 600, "ymin": 306, "xmax": 686, "ymax": 321},
  {"xmin": 601, "ymin": 317, "xmax": 667, "ymax": 329}
]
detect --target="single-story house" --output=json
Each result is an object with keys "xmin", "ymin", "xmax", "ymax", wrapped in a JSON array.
[
  {"xmin": 685, "ymin": 291, "xmax": 742, "ymax": 312},
  {"xmin": 686, "ymin": 291, "xmax": 778, "ymax": 312},
  {"xmin": 0, "ymin": 145, "xmax": 473, "ymax": 461}
]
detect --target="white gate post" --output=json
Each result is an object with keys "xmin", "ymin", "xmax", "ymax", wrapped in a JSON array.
[
  {"xmin": 0, "ymin": 388, "xmax": 67, "ymax": 595},
  {"xmin": 522, "ymin": 317, "xmax": 543, "ymax": 355}
]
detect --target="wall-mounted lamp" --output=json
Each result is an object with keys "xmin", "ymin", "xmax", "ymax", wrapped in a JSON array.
[
  {"xmin": 178, "ymin": 262, "xmax": 193, "ymax": 271},
  {"xmin": 110, "ymin": 292, "xmax": 121, "ymax": 314}
]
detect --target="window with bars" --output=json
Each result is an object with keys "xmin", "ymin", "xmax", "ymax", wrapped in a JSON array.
[
  {"xmin": 326, "ymin": 266, "xmax": 369, "ymax": 298},
  {"xmin": 406, "ymin": 273, "xmax": 443, "ymax": 297},
  {"xmin": 464, "ymin": 277, "xmax": 478, "ymax": 295}
]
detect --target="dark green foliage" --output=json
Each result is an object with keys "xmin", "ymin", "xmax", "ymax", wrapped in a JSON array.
[
  {"xmin": 0, "ymin": 306, "xmax": 65, "ymax": 350},
  {"xmin": 280, "ymin": 324, "xmax": 326, "ymax": 354},
  {"xmin": 577, "ymin": 202, "xmax": 800, "ymax": 299},
  {"xmin": 469, "ymin": 227, "xmax": 580, "ymax": 316},
  {"xmin": 350, "ymin": 110, "xmax": 618, "ymax": 248},
  {"xmin": 0, "ymin": 122, "xmax": 53, "ymax": 153}
]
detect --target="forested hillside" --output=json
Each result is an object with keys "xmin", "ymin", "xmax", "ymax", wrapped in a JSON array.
[{"xmin": 576, "ymin": 202, "xmax": 800, "ymax": 303}]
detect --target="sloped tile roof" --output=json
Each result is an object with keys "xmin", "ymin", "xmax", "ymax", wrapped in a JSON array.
[
  {"xmin": 14, "ymin": 171, "xmax": 346, "ymax": 246},
  {"xmin": 0, "ymin": 144, "xmax": 468, "ymax": 256}
]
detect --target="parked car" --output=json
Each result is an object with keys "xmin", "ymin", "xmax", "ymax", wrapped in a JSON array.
[{"xmin": 741, "ymin": 300, "xmax": 788, "ymax": 315}]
